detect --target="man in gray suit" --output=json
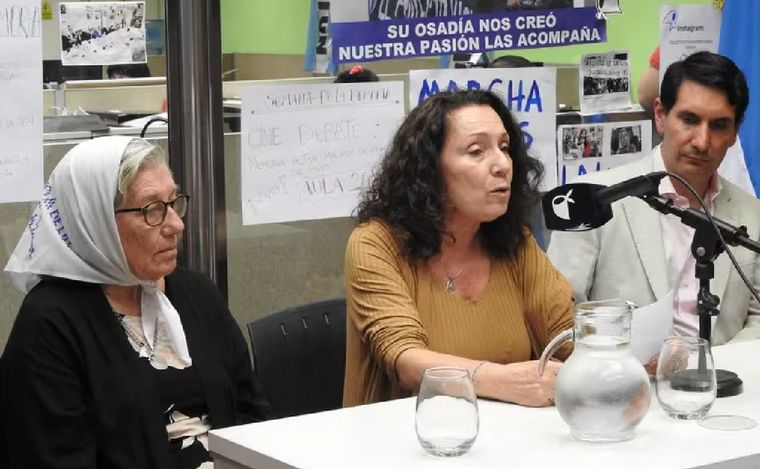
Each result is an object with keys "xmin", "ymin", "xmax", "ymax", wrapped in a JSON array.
[{"xmin": 548, "ymin": 51, "xmax": 760, "ymax": 348}]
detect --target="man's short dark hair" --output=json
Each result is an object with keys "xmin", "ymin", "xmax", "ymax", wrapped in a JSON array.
[
  {"xmin": 487, "ymin": 54, "xmax": 534, "ymax": 69},
  {"xmin": 660, "ymin": 51, "xmax": 749, "ymax": 126}
]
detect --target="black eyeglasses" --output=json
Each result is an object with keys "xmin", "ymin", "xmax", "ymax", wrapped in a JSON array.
[{"xmin": 115, "ymin": 194, "xmax": 190, "ymax": 226}]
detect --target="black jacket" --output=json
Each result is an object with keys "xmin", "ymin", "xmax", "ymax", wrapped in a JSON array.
[{"xmin": 0, "ymin": 267, "xmax": 268, "ymax": 469}]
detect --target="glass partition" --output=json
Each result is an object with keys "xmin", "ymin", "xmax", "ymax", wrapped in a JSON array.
[{"xmin": 0, "ymin": 0, "xmax": 668, "ymax": 352}]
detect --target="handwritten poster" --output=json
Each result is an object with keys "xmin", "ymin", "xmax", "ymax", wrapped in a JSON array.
[
  {"xmin": 558, "ymin": 120, "xmax": 652, "ymax": 185},
  {"xmin": 0, "ymin": 1, "xmax": 43, "ymax": 204},
  {"xmin": 409, "ymin": 67, "xmax": 558, "ymax": 190},
  {"xmin": 659, "ymin": 4, "xmax": 721, "ymax": 86},
  {"xmin": 241, "ymin": 81, "xmax": 405, "ymax": 225},
  {"xmin": 579, "ymin": 50, "xmax": 630, "ymax": 114}
]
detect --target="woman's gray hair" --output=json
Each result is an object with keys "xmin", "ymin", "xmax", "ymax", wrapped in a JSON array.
[{"xmin": 114, "ymin": 138, "xmax": 169, "ymax": 209}]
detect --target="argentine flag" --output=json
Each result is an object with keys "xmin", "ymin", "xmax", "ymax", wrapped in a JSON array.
[{"xmin": 719, "ymin": 0, "xmax": 759, "ymax": 197}]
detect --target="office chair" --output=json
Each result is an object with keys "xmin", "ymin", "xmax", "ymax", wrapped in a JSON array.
[{"xmin": 247, "ymin": 298, "xmax": 347, "ymax": 419}]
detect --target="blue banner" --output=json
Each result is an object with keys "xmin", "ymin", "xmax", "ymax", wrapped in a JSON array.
[
  {"xmin": 304, "ymin": 0, "xmax": 334, "ymax": 73},
  {"xmin": 331, "ymin": 7, "xmax": 606, "ymax": 64},
  {"xmin": 719, "ymin": 0, "xmax": 760, "ymax": 196},
  {"xmin": 303, "ymin": 0, "xmax": 319, "ymax": 72}
]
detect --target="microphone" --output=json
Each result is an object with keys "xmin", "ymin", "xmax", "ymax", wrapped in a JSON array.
[{"xmin": 542, "ymin": 172, "xmax": 667, "ymax": 231}]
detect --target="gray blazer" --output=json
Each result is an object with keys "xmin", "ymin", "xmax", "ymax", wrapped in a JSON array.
[{"xmin": 547, "ymin": 147, "xmax": 760, "ymax": 345}]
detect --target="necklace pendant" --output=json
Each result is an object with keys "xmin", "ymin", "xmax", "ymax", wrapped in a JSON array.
[{"xmin": 442, "ymin": 265, "xmax": 464, "ymax": 293}]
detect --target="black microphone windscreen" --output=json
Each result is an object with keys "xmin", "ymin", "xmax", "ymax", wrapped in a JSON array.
[{"xmin": 542, "ymin": 183, "xmax": 613, "ymax": 231}]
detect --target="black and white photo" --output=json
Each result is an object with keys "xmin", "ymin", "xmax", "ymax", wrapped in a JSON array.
[
  {"xmin": 580, "ymin": 50, "xmax": 631, "ymax": 113},
  {"xmin": 60, "ymin": 2, "xmax": 146, "ymax": 66},
  {"xmin": 611, "ymin": 125, "xmax": 642, "ymax": 155},
  {"xmin": 369, "ymin": 0, "xmax": 574, "ymax": 19}
]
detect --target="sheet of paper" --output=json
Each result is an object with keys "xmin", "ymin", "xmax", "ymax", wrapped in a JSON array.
[
  {"xmin": 579, "ymin": 50, "xmax": 631, "ymax": 114},
  {"xmin": 659, "ymin": 4, "xmax": 721, "ymax": 87},
  {"xmin": 631, "ymin": 290, "xmax": 675, "ymax": 364},
  {"xmin": 60, "ymin": 1, "xmax": 146, "ymax": 65},
  {"xmin": 0, "ymin": 0, "xmax": 44, "ymax": 204},
  {"xmin": 240, "ymin": 81, "xmax": 405, "ymax": 225}
]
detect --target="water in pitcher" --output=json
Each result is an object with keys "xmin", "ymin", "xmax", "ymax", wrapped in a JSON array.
[{"xmin": 555, "ymin": 335, "xmax": 651, "ymax": 442}]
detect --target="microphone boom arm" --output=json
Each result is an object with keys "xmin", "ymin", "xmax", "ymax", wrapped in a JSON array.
[
  {"xmin": 638, "ymin": 193, "xmax": 759, "ymax": 396},
  {"xmin": 639, "ymin": 194, "xmax": 760, "ymax": 255}
]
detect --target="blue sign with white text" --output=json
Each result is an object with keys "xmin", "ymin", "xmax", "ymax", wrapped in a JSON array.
[{"xmin": 331, "ymin": 7, "xmax": 606, "ymax": 63}]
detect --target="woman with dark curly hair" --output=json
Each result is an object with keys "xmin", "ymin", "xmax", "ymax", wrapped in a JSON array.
[{"xmin": 343, "ymin": 89, "xmax": 574, "ymax": 408}]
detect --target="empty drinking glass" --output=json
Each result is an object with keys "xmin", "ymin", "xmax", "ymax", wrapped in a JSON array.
[
  {"xmin": 655, "ymin": 337, "xmax": 716, "ymax": 420},
  {"xmin": 415, "ymin": 367, "xmax": 478, "ymax": 457}
]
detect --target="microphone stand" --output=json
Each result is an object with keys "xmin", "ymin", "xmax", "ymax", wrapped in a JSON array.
[{"xmin": 640, "ymin": 194, "xmax": 760, "ymax": 397}]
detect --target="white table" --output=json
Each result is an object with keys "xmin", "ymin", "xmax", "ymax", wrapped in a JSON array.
[{"xmin": 210, "ymin": 340, "xmax": 760, "ymax": 469}]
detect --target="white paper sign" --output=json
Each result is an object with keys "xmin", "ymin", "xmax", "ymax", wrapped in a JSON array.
[
  {"xmin": 558, "ymin": 120, "xmax": 652, "ymax": 185},
  {"xmin": 60, "ymin": 1, "xmax": 146, "ymax": 66},
  {"xmin": 241, "ymin": 81, "xmax": 405, "ymax": 225},
  {"xmin": 659, "ymin": 4, "xmax": 721, "ymax": 85},
  {"xmin": 631, "ymin": 290, "xmax": 675, "ymax": 364},
  {"xmin": 409, "ymin": 67, "xmax": 558, "ymax": 190},
  {"xmin": 579, "ymin": 50, "xmax": 630, "ymax": 114},
  {"xmin": 0, "ymin": 0, "xmax": 43, "ymax": 204}
]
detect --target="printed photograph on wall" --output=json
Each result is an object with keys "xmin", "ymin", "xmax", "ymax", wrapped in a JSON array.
[
  {"xmin": 557, "ymin": 120, "xmax": 652, "ymax": 185},
  {"xmin": 610, "ymin": 125, "xmax": 642, "ymax": 155},
  {"xmin": 368, "ymin": 0, "xmax": 574, "ymax": 19},
  {"xmin": 560, "ymin": 125, "xmax": 603, "ymax": 160},
  {"xmin": 60, "ymin": 1, "xmax": 146, "ymax": 66},
  {"xmin": 579, "ymin": 50, "xmax": 631, "ymax": 113}
]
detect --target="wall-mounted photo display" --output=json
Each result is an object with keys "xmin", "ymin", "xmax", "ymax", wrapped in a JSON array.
[
  {"xmin": 59, "ymin": 1, "xmax": 146, "ymax": 66},
  {"xmin": 579, "ymin": 49, "xmax": 630, "ymax": 114},
  {"xmin": 557, "ymin": 120, "xmax": 652, "ymax": 185}
]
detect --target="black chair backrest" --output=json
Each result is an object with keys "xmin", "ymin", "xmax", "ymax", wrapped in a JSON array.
[{"xmin": 247, "ymin": 298, "xmax": 347, "ymax": 419}]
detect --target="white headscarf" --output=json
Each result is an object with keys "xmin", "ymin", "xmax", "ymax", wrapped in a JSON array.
[{"xmin": 5, "ymin": 136, "xmax": 191, "ymax": 368}]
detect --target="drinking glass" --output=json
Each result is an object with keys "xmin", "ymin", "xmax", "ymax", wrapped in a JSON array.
[
  {"xmin": 655, "ymin": 337, "xmax": 716, "ymax": 420},
  {"xmin": 415, "ymin": 367, "xmax": 478, "ymax": 457}
]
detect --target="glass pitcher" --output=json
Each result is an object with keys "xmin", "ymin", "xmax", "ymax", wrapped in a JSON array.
[{"xmin": 539, "ymin": 299, "xmax": 650, "ymax": 442}]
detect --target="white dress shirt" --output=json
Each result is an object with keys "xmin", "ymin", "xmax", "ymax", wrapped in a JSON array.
[{"xmin": 657, "ymin": 154, "xmax": 721, "ymax": 337}]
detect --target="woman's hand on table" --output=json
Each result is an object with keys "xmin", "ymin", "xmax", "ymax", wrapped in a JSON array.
[{"xmin": 486, "ymin": 360, "xmax": 560, "ymax": 407}]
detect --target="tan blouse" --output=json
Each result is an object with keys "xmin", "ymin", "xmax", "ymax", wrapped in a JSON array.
[{"xmin": 343, "ymin": 220, "xmax": 574, "ymax": 407}]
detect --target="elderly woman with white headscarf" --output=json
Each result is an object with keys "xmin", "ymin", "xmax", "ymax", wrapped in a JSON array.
[{"xmin": 0, "ymin": 136, "xmax": 268, "ymax": 469}]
